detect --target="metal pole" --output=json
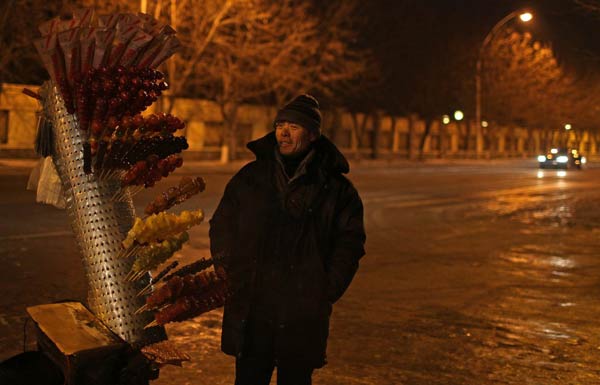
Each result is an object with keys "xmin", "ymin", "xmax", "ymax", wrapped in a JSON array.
[
  {"xmin": 167, "ymin": 0, "xmax": 177, "ymax": 113},
  {"xmin": 475, "ymin": 11, "xmax": 520, "ymax": 155},
  {"xmin": 475, "ymin": 56, "xmax": 482, "ymax": 153}
]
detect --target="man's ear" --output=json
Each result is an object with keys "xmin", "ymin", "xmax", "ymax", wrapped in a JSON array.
[{"xmin": 309, "ymin": 131, "xmax": 318, "ymax": 142}]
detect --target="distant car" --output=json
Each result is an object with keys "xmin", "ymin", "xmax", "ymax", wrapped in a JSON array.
[{"xmin": 537, "ymin": 148, "xmax": 586, "ymax": 169}]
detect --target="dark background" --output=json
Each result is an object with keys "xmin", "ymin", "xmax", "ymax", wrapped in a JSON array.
[{"xmin": 358, "ymin": 0, "xmax": 599, "ymax": 115}]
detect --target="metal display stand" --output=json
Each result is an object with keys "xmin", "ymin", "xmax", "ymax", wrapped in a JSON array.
[{"xmin": 42, "ymin": 82, "xmax": 164, "ymax": 347}]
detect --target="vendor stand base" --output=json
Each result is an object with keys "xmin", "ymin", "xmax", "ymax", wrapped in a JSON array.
[{"xmin": 14, "ymin": 301, "xmax": 157, "ymax": 385}]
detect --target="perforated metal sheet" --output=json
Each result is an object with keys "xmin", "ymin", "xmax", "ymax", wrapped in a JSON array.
[{"xmin": 43, "ymin": 83, "xmax": 165, "ymax": 346}]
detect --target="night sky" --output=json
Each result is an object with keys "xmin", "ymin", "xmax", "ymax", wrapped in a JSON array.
[
  {"xmin": 367, "ymin": 0, "xmax": 600, "ymax": 72},
  {"xmin": 357, "ymin": 0, "xmax": 599, "ymax": 114},
  {"xmin": 507, "ymin": 0, "xmax": 600, "ymax": 72}
]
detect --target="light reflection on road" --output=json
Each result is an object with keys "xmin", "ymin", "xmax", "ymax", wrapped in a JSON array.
[
  {"xmin": 376, "ymin": 168, "xmax": 600, "ymax": 384},
  {"xmin": 536, "ymin": 170, "xmax": 568, "ymax": 179}
]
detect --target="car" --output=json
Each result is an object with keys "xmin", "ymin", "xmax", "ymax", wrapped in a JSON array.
[{"xmin": 537, "ymin": 148, "xmax": 586, "ymax": 169}]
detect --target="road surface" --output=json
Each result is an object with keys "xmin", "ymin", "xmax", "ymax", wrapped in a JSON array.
[{"xmin": 1, "ymin": 159, "xmax": 600, "ymax": 384}]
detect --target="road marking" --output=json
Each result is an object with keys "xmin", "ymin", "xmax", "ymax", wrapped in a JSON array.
[{"xmin": 0, "ymin": 230, "xmax": 72, "ymax": 241}]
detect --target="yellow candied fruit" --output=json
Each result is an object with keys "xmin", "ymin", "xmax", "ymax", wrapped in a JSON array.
[{"xmin": 125, "ymin": 210, "xmax": 204, "ymax": 247}]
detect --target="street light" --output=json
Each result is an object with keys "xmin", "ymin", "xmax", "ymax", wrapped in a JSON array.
[
  {"xmin": 564, "ymin": 124, "xmax": 572, "ymax": 147},
  {"xmin": 475, "ymin": 10, "xmax": 533, "ymax": 129},
  {"xmin": 519, "ymin": 12, "xmax": 533, "ymax": 22},
  {"xmin": 454, "ymin": 110, "xmax": 464, "ymax": 121}
]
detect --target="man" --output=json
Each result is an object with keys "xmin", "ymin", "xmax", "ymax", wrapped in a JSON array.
[{"xmin": 210, "ymin": 94, "xmax": 366, "ymax": 385}]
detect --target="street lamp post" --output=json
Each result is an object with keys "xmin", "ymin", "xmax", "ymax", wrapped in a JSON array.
[
  {"xmin": 475, "ymin": 11, "xmax": 533, "ymax": 154},
  {"xmin": 564, "ymin": 123, "xmax": 572, "ymax": 148}
]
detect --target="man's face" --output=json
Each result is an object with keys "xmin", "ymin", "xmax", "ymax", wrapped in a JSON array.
[{"xmin": 275, "ymin": 121, "xmax": 316, "ymax": 156}]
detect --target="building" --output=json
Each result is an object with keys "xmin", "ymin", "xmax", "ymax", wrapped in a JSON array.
[{"xmin": 1, "ymin": 83, "xmax": 597, "ymax": 161}]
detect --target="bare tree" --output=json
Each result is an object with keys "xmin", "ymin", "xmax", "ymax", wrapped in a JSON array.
[
  {"xmin": 174, "ymin": 0, "xmax": 323, "ymax": 160},
  {"xmin": 0, "ymin": 1, "xmax": 72, "ymax": 84},
  {"xmin": 483, "ymin": 31, "xmax": 567, "ymax": 137},
  {"xmin": 149, "ymin": 0, "xmax": 373, "ymax": 161},
  {"xmin": 565, "ymin": 74, "xmax": 600, "ymax": 147},
  {"xmin": 79, "ymin": 0, "xmax": 137, "ymax": 13},
  {"xmin": 1, "ymin": 0, "xmax": 372, "ymax": 162},
  {"xmin": 0, "ymin": 0, "xmax": 144, "ymax": 85},
  {"xmin": 574, "ymin": 0, "xmax": 600, "ymax": 14},
  {"xmin": 481, "ymin": 29, "xmax": 600, "ymax": 152}
]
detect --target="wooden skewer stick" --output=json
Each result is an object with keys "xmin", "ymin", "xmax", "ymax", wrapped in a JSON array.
[
  {"xmin": 130, "ymin": 270, "xmax": 146, "ymax": 282},
  {"xmin": 138, "ymin": 270, "xmax": 150, "ymax": 280},
  {"xmin": 128, "ymin": 185, "xmax": 144, "ymax": 198},
  {"xmin": 111, "ymin": 189, "xmax": 123, "ymax": 201},
  {"xmin": 125, "ymin": 270, "xmax": 138, "ymax": 281},
  {"xmin": 22, "ymin": 88, "xmax": 42, "ymax": 100},
  {"xmin": 118, "ymin": 245, "xmax": 137, "ymax": 259},
  {"xmin": 144, "ymin": 320, "xmax": 159, "ymax": 329},
  {"xmin": 116, "ymin": 188, "xmax": 130, "ymax": 202},
  {"xmin": 129, "ymin": 245, "xmax": 142, "ymax": 258},
  {"xmin": 137, "ymin": 284, "xmax": 154, "ymax": 297},
  {"xmin": 101, "ymin": 169, "xmax": 114, "ymax": 181},
  {"xmin": 126, "ymin": 246, "xmax": 138, "ymax": 258},
  {"xmin": 135, "ymin": 304, "xmax": 150, "ymax": 315},
  {"xmin": 117, "ymin": 247, "xmax": 131, "ymax": 259}
]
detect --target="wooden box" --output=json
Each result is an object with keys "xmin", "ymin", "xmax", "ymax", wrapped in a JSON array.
[{"xmin": 26, "ymin": 302, "xmax": 127, "ymax": 385}]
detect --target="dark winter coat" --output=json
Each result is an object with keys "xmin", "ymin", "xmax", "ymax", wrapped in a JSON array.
[{"xmin": 209, "ymin": 132, "xmax": 366, "ymax": 368}]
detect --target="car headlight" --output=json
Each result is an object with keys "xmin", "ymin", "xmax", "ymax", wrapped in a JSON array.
[
  {"xmin": 537, "ymin": 155, "xmax": 547, "ymax": 162},
  {"xmin": 557, "ymin": 156, "xmax": 569, "ymax": 163}
]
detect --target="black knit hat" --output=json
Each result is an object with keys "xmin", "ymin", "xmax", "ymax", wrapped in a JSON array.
[{"xmin": 274, "ymin": 94, "xmax": 322, "ymax": 135}]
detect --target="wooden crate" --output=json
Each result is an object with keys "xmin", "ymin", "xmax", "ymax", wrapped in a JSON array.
[{"xmin": 27, "ymin": 302, "xmax": 127, "ymax": 385}]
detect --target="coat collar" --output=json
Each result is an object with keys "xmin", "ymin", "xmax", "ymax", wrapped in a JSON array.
[{"xmin": 247, "ymin": 131, "xmax": 350, "ymax": 175}]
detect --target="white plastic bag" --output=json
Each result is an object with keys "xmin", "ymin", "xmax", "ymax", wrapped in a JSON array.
[{"xmin": 27, "ymin": 157, "xmax": 66, "ymax": 209}]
